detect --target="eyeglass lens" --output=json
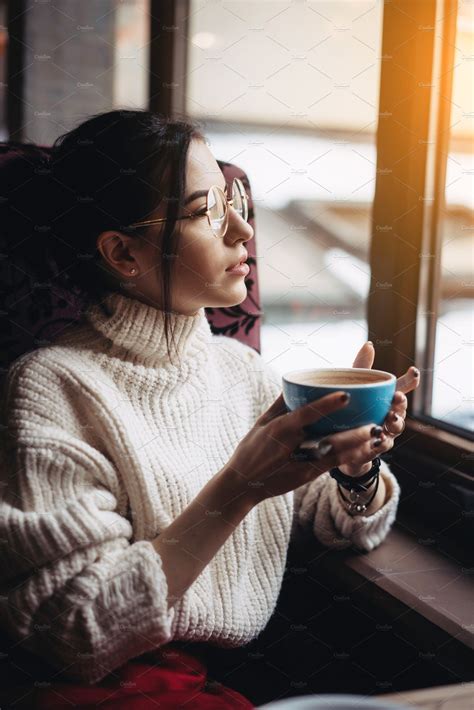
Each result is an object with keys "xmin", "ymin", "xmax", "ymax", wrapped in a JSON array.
[{"xmin": 208, "ymin": 178, "xmax": 248, "ymax": 237}]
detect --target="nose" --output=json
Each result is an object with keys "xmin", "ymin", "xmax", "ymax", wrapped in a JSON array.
[{"xmin": 226, "ymin": 208, "xmax": 254, "ymax": 245}]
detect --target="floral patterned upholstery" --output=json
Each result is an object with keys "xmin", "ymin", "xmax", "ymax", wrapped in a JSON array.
[{"xmin": 0, "ymin": 142, "xmax": 262, "ymax": 385}]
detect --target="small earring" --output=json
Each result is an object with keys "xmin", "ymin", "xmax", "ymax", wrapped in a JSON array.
[{"xmin": 129, "ymin": 267, "xmax": 137, "ymax": 275}]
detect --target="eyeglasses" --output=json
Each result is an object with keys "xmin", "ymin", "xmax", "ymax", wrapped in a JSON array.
[{"xmin": 128, "ymin": 177, "xmax": 249, "ymax": 239}]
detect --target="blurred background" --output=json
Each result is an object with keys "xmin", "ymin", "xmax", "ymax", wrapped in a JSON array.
[{"xmin": 0, "ymin": 0, "xmax": 472, "ymax": 432}]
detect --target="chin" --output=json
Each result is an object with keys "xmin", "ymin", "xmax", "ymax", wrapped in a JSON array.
[
  {"xmin": 209, "ymin": 289, "xmax": 248, "ymax": 309},
  {"xmin": 227, "ymin": 285, "xmax": 249, "ymax": 305}
]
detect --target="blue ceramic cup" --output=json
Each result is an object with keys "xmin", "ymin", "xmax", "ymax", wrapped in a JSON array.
[{"xmin": 282, "ymin": 367, "xmax": 397, "ymax": 440}]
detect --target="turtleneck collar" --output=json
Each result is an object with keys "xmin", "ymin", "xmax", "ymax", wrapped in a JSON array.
[{"xmin": 83, "ymin": 290, "xmax": 214, "ymax": 367}]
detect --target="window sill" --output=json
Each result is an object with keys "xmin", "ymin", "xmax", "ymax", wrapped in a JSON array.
[{"xmin": 334, "ymin": 523, "xmax": 474, "ymax": 651}]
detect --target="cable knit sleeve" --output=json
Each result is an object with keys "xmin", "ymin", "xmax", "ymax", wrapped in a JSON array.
[
  {"xmin": 0, "ymin": 355, "xmax": 175, "ymax": 684},
  {"xmin": 254, "ymin": 353, "xmax": 401, "ymax": 552},
  {"xmin": 293, "ymin": 461, "xmax": 401, "ymax": 552}
]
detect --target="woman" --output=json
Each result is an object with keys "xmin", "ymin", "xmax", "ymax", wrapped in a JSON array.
[{"xmin": 0, "ymin": 109, "xmax": 419, "ymax": 708}]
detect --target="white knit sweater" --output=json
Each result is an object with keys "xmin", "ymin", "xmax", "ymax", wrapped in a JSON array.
[{"xmin": 0, "ymin": 291, "xmax": 400, "ymax": 684}]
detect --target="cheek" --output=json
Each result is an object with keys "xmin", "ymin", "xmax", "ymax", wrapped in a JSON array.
[{"xmin": 177, "ymin": 237, "xmax": 221, "ymax": 281}]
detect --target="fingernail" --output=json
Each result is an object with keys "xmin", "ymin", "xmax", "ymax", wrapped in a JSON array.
[
  {"xmin": 370, "ymin": 425, "xmax": 383, "ymax": 437},
  {"xmin": 392, "ymin": 412, "xmax": 399, "ymax": 422},
  {"xmin": 371, "ymin": 438, "xmax": 383, "ymax": 447},
  {"xmin": 412, "ymin": 367, "xmax": 419, "ymax": 377},
  {"xmin": 367, "ymin": 340, "xmax": 373, "ymax": 346},
  {"xmin": 340, "ymin": 392, "xmax": 351, "ymax": 403}
]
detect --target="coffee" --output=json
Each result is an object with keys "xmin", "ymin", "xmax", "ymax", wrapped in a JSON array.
[{"xmin": 288, "ymin": 368, "xmax": 391, "ymax": 387}]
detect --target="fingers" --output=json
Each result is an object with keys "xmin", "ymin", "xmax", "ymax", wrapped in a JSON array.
[
  {"xmin": 352, "ymin": 340, "xmax": 375, "ymax": 369},
  {"xmin": 287, "ymin": 391, "xmax": 351, "ymax": 433},
  {"xmin": 257, "ymin": 392, "xmax": 287, "ymax": 426},
  {"xmin": 336, "ymin": 432, "xmax": 394, "ymax": 468},
  {"xmin": 396, "ymin": 366, "xmax": 420, "ymax": 394},
  {"xmin": 382, "ymin": 408, "xmax": 405, "ymax": 436},
  {"xmin": 380, "ymin": 368, "xmax": 418, "ymax": 438},
  {"xmin": 323, "ymin": 422, "xmax": 385, "ymax": 456},
  {"xmin": 391, "ymin": 390, "xmax": 407, "ymax": 410},
  {"xmin": 293, "ymin": 421, "xmax": 384, "ymax": 462},
  {"xmin": 382, "ymin": 390, "xmax": 408, "ymax": 436}
]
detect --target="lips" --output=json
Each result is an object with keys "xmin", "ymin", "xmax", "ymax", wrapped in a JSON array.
[{"xmin": 226, "ymin": 251, "xmax": 248, "ymax": 271}]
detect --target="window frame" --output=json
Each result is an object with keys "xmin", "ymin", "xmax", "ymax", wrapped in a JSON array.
[
  {"xmin": 148, "ymin": 0, "xmax": 189, "ymax": 117},
  {"xmin": 367, "ymin": 0, "xmax": 474, "ymax": 480},
  {"xmin": 5, "ymin": 0, "xmax": 25, "ymax": 140}
]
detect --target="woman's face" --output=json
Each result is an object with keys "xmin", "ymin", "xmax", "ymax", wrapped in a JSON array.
[{"xmin": 97, "ymin": 138, "xmax": 254, "ymax": 315}]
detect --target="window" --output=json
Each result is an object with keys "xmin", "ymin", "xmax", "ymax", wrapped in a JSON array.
[
  {"xmin": 11, "ymin": 0, "xmax": 150, "ymax": 145},
  {"xmin": 113, "ymin": 0, "xmax": 150, "ymax": 110},
  {"xmin": 430, "ymin": 3, "xmax": 473, "ymax": 434}
]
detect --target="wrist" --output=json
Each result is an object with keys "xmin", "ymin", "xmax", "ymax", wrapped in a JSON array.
[{"xmin": 213, "ymin": 466, "xmax": 259, "ymax": 516}]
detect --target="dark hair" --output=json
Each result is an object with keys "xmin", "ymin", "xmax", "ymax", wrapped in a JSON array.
[{"xmin": 3, "ymin": 109, "xmax": 206, "ymax": 363}]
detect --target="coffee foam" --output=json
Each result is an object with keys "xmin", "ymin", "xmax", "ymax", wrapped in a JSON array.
[{"xmin": 289, "ymin": 369, "xmax": 391, "ymax": 386}]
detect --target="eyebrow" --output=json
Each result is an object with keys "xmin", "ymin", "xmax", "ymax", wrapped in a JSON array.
[{"xmin": 184, "ymin": 182, "xmax": 227, "ymax": 205}]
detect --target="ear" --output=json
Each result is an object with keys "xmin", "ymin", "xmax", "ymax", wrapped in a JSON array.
[
  {"xmin": 96, "ymin": 230, "xmax": 136, "ymax": 278},
  {"xmin": 352, "ymin": 341, "xmax": 375, "ymax": 369}
]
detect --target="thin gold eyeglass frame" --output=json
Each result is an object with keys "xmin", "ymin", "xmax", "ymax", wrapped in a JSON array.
[{"xmin": 127, "ymin": 177, "xmax": 249, "ymax": 238}]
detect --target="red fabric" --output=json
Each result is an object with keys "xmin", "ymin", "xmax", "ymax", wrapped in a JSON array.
[{"xmin": 33, "ymin": 645, "xmax": 255, "ymax": 709}]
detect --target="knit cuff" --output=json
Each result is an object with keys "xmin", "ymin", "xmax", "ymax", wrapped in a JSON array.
[
  {"xmin": 328, "ymin": 461, "xmax": 401, "ymax": 552},
  {"xmin": 12, "ymin": 540, "xmax": 176, "ymax": 685}
]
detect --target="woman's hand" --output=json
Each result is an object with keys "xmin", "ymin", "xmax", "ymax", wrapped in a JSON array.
[
  {"xmin": 224, "ymin": 390, "xmax": 395, "ymax": 506},
  {"xmin": 337, "ymin": 341, "xmax": 420, "ymax": 477}
]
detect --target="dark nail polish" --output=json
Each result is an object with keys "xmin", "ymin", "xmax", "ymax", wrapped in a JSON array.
[
  {"xmin": 370, "ymin": 425, "xmax": 383, "ymax": 437},
  {"xmin": 341, "ymin": 392, "xmax": 351, "ymax": 403},
  {"xmin": 412, "ymin": 367, "xmax": 419, "ymax": 377},
  {"xmin": 372, "ymin": 438, "xmax": 382, "ymax": 447}
]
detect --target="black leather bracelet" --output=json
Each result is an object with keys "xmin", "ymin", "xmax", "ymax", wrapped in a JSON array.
[
  {"xmin": 329, "ymin": 456, "xmax": 381, "ymax": 492},
  {"xmin": 338, "ymin": 471, "xmax": 378, "ymax": 495},
  {"xmin": 337, "ymin": 470, "xmax": 380, "ymax": 515}
]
